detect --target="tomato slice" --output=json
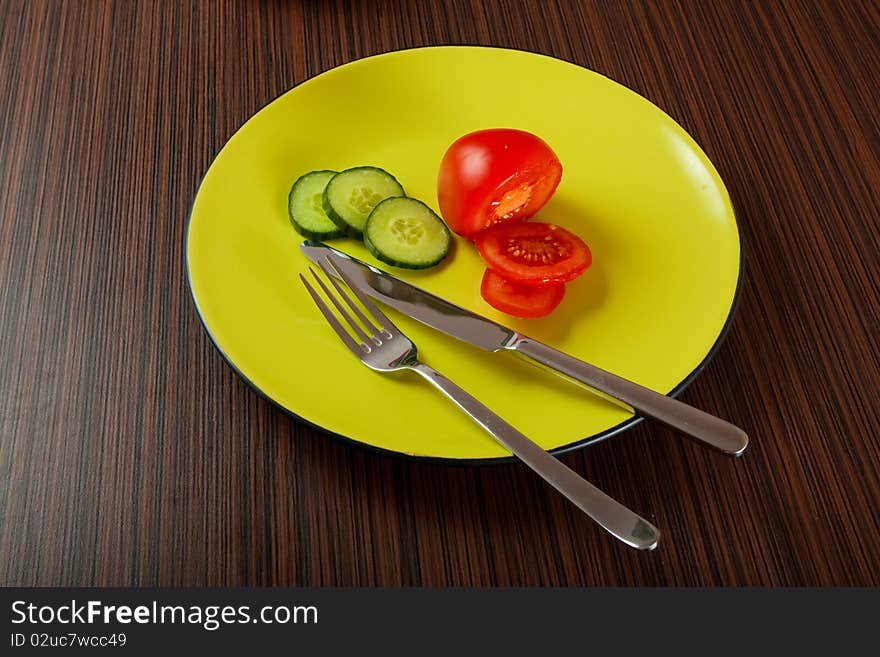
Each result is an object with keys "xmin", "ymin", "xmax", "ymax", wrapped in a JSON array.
[
  {"xmin": 437, "ymin": 128, "xmax": 563, "ymax": 238},
  {"xmin": 474, "ymin": 222, "xmax": 591, "ymax": 287},
  {"xmin": 480, "ymin": 269, "xmax": 565, "ymax": 318}
]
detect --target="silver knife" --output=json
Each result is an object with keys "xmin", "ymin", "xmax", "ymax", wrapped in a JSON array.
[{"xmin": 300, "ymin": 241, "xmax": 748, "ymax": 456}]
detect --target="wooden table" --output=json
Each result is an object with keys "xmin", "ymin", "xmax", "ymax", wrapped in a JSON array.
[{"xmin": 1, "ymin": 0, "xmax": 878, "ymax": 587}]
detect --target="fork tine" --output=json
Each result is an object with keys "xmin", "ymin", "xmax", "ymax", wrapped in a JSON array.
[
  {"xmin": 323, "ymin": 256, "xmax": 397, "ymax": 333},
  {"xmin": 299, "ymin": 273, "xmax": 362, "ymax": 354},
  {"xmin": 308, "ymin": 267, "xmax": 375, "ymax": 344},
  {"xmin": 315, "ymin": 258, "xmax": 382, "ymax": 336}
]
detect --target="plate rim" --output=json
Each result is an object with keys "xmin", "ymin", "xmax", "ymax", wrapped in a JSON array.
[{"xmin": 184, "ymin": 45, "xmax": 744, "ymax": 464}]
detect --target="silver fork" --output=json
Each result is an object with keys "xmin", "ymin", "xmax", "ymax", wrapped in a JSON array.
[{"xmin": 300, "ymin": 258, "xmax": 660, "ymax": 551}]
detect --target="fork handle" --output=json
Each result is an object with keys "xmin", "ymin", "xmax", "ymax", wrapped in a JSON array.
[
  {"xmin": 511, "ymin": 337, "xmax": 749, "ymax": 456},
  {"xmin": 410, "ymin": 362, "xmax": 660, "ymax": 551}
]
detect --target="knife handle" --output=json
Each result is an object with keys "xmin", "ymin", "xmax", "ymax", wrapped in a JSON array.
[
  {"xmin": 409, "ymin": 362, "xmax": 659, "ymax": 550},
  {"xmin": 510, "ymin": 337, "xmax": 749, "ymax": 456}
]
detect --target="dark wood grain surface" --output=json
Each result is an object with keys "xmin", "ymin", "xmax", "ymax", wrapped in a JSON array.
[{"xmin": 1, "ymin": 0, "xmax": 878, "ymax": 586}]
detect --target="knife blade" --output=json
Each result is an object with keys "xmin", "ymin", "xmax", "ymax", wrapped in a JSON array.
[
  {"xmin": 299, "ymin": 240, "xmax": 748, "ymax": 456},
  {"xmin": 300, "ymin": 241, "xmax": 519, "ymax": 351}
]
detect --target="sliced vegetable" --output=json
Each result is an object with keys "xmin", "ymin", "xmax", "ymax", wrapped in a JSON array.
[
  {"xmin": 288, "ymin": 170, "xmax": 345, "ymax": 240},
  {"xmin": 480, "ymin": 269, "xmax": 565, "ymax": 318},
  {"xmin": 323, "ymin": 166, "xmax": 405, "ymax": 237},
  {"xmin": 474, "ymin": 221, "xmax": 591, "ymax": 287},
  {"xmin": 364, "ymin": 197, "xmax": 451, "ymax": 269},
  {"xmin": 437, "ymin": 128, "xmax": 563, "ymax": 238}
]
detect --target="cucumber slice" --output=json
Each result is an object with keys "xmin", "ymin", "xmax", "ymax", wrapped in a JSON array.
[
  {"xmin": 322, "ymin": 167, "xmax": 405, "ymax": 237},
  {"xmin": 364, "ymin": 197, "xmax": 452, "ymax": 269},
  {"xmin": 288, "ymin": 170, "xmax": 345, "ymax": 240}
]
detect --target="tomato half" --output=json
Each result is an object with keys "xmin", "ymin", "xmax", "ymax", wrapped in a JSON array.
[
  {"xmin": 437, "ymin": 128, "xmax": 563, "ymax": 238},
  {"xmin": 480, "ymin": 269, "xmax": 565, "ymax": 318},
  {"xmin": 474, "ymin": 222, "xmax": 591, "ymax": 287}
]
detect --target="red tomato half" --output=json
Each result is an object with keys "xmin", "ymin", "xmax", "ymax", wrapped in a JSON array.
[
  {"xmin": 474, "ymin": 222, "xmax": 592, "ymax": 287},
  {"xmin": 480, "ymin": 269, "xmax": 565, "ymax": 318},
  {"xmin": 437, "ymin": 128, "xmax": 563, "ymax": 238}
]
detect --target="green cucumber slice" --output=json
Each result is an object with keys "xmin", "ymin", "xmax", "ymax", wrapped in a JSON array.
[
  {"xmin": 288, "ymin": 170, "xmax": 345, "ymax": 240},
  {"xmin": 364, "ymin": 197, "xmax": 452, "ymax": 269},
  {"xmin": 322, "ymin": 166, "xmax": 405, "ymax": 237}
]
